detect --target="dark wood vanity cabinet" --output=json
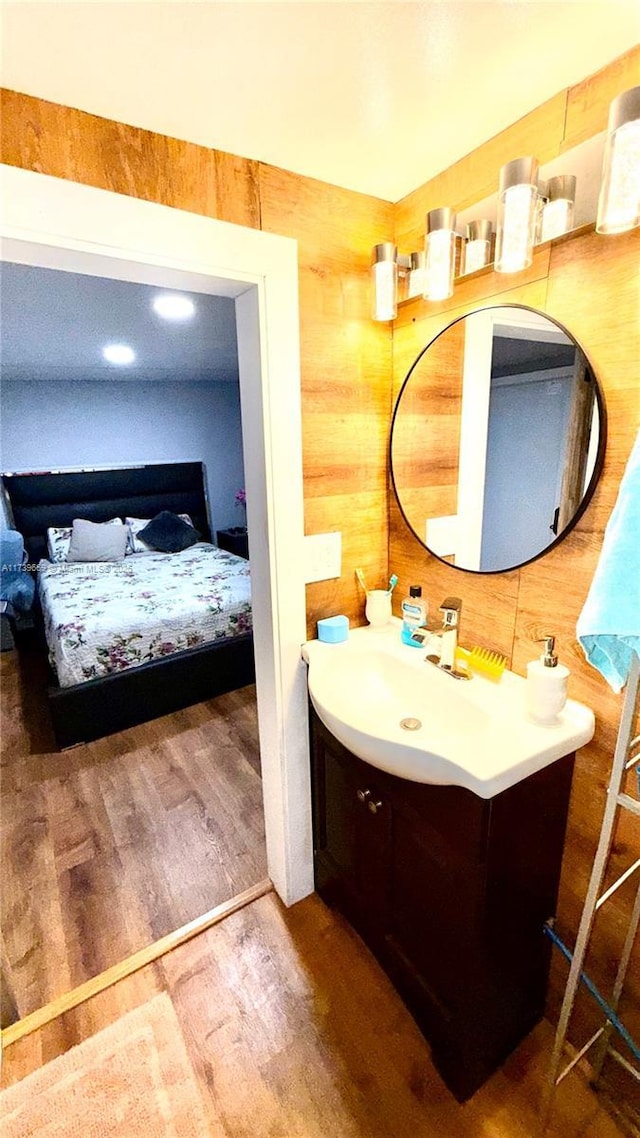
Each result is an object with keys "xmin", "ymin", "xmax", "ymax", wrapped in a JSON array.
[{"xmin": 310, "ymin": 707, "xmax": 575, "ymax": 1101}]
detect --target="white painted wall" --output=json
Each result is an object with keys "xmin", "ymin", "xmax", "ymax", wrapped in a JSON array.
[{"xmin": 1, "ymin": 379, "xmax": 245, "ymax": 535}]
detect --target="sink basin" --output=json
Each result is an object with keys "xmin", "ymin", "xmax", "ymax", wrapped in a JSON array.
[{"xmin": 302, "ymin": 619, "xmax": 595, "ymax": 798}]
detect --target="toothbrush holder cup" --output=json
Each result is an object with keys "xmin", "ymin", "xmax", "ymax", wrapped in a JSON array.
[{"xmin": 366, "ymin": 589, "xmax": 392, "ymax": 628}]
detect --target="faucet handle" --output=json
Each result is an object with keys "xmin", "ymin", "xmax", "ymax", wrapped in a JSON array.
[
  {"xmin": 439, "ymin": 596, "xmax": 462, "ymax": 627},
  {"xmin": 440, "ymin": 596, "xmax": 462, "ymax": 612}
]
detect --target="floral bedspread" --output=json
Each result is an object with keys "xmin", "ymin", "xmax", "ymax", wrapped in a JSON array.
[{"xmin": 38, "ymin": 543, "xmax": 252, "ymax": 688}]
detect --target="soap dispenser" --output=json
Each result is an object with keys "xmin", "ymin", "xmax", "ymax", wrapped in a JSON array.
[{"xmin": 525, "ymin": 635, "xmax": 570, "ymax": 723}]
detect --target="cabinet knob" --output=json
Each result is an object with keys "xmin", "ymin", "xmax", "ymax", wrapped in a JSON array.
[
  {"xmin": 357, "ymin": 788, "xmax": 371, "ymax": 803},
  {"xmin": 368, "ymin": 799, "xmax": 383, "ymax": 815}
]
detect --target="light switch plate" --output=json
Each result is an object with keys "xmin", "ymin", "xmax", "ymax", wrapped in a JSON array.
[{"xmin": 303, "ymin": 532, "xmax": 342, "ymax": 584}]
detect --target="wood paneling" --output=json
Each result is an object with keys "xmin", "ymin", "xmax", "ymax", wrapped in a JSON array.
[
  {"xmin": 0, "ymin": 89, "xmax": 261, "ymax": 227},
  {"xmin": 563, "ymin": 44, "xmax": 640, "ymax": 151},
  {"xmin": 258, "ymin": 163, "xmax": 394, "ymax": 634},
  {"xmin": 1, "ymin": 893, "xmax": 628, "ymax": 1136},
  {"xmin": 391, "ymin": 318, "xmax": 464, "ymax": 527},
  {"xmin": 390, "ymin": 48, "xmax": 640, "ymax": 1066}
]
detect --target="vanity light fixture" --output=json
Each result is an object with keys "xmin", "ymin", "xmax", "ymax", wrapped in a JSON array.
[
  {"xmin": 152, "ymin": 293, "xmax": 196, "ymax": 321},
  {"xmin": 371, "ymin": 242, "xmax": 398, "ymax": 321},
  {"xmin": 407, "ymin": 251, "xmax": 428, "ymax": 298},
  {"xmin": 102, "ymin": 343, "xmax": 135, "ymax": 365},
  {"xmin": 424, "ymin": 208, "xmax": 457, "ymax": 301},
  {"xmin": 596, "ymin": 85, "xmax": 640, "ymax": 234},
  {"xmin": 461, "ymin": 220, "xmax": 493, "ymax": 275},
  {"xmin": 495, "ymin": 156, "xmax": 539, "ymax": 273},
  {"xmin": 540, "ymin": 176, "xmax": 577, "ymax": 243}
]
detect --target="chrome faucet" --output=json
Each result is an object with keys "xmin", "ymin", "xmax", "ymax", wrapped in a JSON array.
[
  {"xmin": 439, "ymin": 596, "xmax": 461, "ymax": 670},
  {"xmin": 425, "ymin": 596, "xmax": 470, "ymax": 680}
]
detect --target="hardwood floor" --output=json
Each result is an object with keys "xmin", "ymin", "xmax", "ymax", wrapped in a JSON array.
[
  {"xmin": 1, "ymin": 892, "xmax": 628, "ymax": 1137},
  {"xmin": 0, "ymin": 632, "xmax": 266, "ymax": 1024}
]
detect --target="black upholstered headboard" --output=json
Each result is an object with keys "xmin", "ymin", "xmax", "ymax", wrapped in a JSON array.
[{"xmin": 1, "ymin": 462, "xmax": 212, "ymax": 563}]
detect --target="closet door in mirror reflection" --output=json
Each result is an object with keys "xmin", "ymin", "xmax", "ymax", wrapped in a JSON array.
[{"xmin": 390, "ymin": 304, "xmax": 606, "ymax": 574}]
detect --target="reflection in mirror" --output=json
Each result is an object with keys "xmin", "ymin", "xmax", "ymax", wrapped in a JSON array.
[{"xmin": 391, "ymin": 305, "xmax": 605, "ymax": 573}]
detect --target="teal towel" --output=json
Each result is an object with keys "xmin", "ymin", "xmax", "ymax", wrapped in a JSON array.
[{"xmin": 577, "ymin": 430, "xmax": 640, "ymax": 693}]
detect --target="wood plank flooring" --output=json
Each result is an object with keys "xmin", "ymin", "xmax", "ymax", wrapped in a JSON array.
[
  {"xmin": 1, "ymin": 632, "xmax": 266, "ymax": 1024},
  {"xmin": 1, "ymin": 892, "xmax": 628, "ymax": 1137}
]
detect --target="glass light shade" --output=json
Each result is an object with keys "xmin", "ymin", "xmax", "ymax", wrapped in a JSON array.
[
  {"xmin": 397, "ymin": 253, "xmax": 412, "ymax": 303},
  {"xmin": 371, "ymin": 243, "xmax": 398, "ymax": 321},
  {"xmin": 461, "ymin": 220, "xmax": 492, "ymax": 275},
  {"xmin": 407, "ymin": 251, "xmax": 428, "ymax": 298},
  {"xmin": 152, "ymin": 293, "xmax": 195, "ymax": 320},
  {"xmin": 534, "ymin": 190, "xmax": 547, "ymax": 244},
  {"xmin": 596, "ymin": 86, "xmax": 640, "ymax": 234},
  {"xmin": 541, "ymin": 175, "xmax": 576, "ymax": 243},
  {"xmin": 495, "ymin": 157, "xmax": 539, "ymax": 273},
  {"xmin": 424, "ymin": 208, "xmax": 457, "ymax": 301},
  {"xmin": 102, "ymin": 343, "xmax": 135, "ymax": 365}
]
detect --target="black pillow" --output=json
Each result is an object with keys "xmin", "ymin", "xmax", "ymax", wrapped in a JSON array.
[{"xmin": 137, "ymin": 511, "xmax": 200, "ymax": 553}]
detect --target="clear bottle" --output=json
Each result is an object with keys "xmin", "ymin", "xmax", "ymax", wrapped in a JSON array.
[{"xmin": 401, "ymin": 585, "xmax": 428, "ymax": 647}]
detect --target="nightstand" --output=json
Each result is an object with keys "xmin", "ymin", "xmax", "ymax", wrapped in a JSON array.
[{"xmin": 216, "ymin": 528, "xmax": 249, "ymax": 559}]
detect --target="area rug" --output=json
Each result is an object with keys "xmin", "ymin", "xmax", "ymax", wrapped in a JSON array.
[{"xmin": 0, "ymin": 992, "xmax": 213, "ymax": 1137}]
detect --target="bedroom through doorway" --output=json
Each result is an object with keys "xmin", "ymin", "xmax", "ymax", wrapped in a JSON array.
[
  {"xmin": 0, "ymin": 163, "xmax": 312, "ymax": 1041},
  {"xmin": 1, "ymin": 265, "xmax": 269, "ymax": 1029}
]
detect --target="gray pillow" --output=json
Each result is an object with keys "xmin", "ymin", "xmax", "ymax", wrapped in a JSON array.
[
  {"xmin": 67, "ymin": 518, "xmax": 129, "ymax": 563},
  {"xmin": 137, "ymin": 511, "xmax": 200, "ymax": 553}
]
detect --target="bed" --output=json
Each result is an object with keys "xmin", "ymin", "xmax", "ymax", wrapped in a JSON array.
[{"xmin": 1, "ymin": 462, "xmax": 255, "ymax": 748}]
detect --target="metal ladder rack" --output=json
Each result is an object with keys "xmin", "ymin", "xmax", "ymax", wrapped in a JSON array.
[{"xmin": 542, "ymin": 651, "xmax": 640, "ymax": 1131}]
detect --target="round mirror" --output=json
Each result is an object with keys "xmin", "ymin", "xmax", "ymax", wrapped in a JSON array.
[{"xmin": 390, "ymin": 304, "xmax": 606, "ymax": 573}]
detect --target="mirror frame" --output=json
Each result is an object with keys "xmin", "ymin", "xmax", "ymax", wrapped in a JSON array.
[{"xmin": 390, "ymin": 304, "xmax": 607, "ymax": 574}]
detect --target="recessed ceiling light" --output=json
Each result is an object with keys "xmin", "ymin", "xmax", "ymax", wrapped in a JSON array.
[
  {"xmin": 102, "ymin": 343, "xmax": 136, "ymax": 365},
  {"xmin": 152, "ymin": 294, "xmax": 195, "ymax": 321}
]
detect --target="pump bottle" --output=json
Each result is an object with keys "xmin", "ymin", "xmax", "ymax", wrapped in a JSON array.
[{"xmin": 525, "ymin": 635, "xmax": 569, "ymax": 723}]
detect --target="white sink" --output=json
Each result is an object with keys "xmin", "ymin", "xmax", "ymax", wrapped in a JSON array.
[{"xmin": 302, "ymin": 619, "xmax": 595, "ymax": 799}]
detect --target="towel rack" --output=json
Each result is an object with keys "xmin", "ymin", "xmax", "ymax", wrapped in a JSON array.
[{"xmin": 541, "ymin": 650, "xmax": 640, "ymax": 1132}]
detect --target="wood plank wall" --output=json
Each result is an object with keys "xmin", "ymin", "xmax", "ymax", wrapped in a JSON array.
[
  {"xmin": 2, "ymin": 43, "xmax": 639, "ymax": 1054},
  {"xmin": 391, "ymin": 44, "xmax": 640, "ymax": 1045},
  {"xmin": 0, "ymin": 88, "xmax": 394, "ymax": 638}
]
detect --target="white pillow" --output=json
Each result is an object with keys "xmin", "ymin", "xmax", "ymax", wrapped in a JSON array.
[
  {"xmin": 46, "ymin": 518, "xmax": 123, "ymax": 562},
  {"xmin": 66, "ymin": 518, "xmax": 129, "ymax": 563},
  {"xmin": 46, "ymin": 525, "xmax": 73, "ymax": 563},
  {"xmin": 126, "ymin": 514, "xmax": 194, "ymax": 554}
]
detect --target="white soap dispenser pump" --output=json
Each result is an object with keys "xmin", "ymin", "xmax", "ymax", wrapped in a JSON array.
[{"xmin": 525, "ymin": 634, "xmax": 570, "ymax": 724}]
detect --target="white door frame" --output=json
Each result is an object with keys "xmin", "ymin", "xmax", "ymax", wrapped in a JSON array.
[{"xmin": 0, "ymin": 164, "xmax": 314, "ymax": 906}]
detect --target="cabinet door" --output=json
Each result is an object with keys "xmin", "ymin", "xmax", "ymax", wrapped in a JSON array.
[
  {"xmin": 311, "ymin": 716, "xmax": 390, "ymax": 943},
  {"xmin": 384, "ymin": 784, "xmax": 488, "ymax": 1011}
]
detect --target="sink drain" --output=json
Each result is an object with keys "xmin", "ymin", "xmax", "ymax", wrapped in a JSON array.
[{"xmin": 400, "ymin": 717, "xmax": 422, "ymax": 731}]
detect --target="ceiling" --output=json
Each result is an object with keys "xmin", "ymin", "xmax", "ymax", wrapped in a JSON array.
[
  {"xmin": 1, "ymin": 2, "xmax": 638, "ymax": 201},
  {"xmin": 1, "ymin": 262, "xmax": 239, "ymax": 382}
]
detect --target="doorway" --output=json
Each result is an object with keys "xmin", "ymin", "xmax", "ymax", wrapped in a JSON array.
[{"xmin": 0, "ymin": 163, "xmax": 315, "ymax": 1027}]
